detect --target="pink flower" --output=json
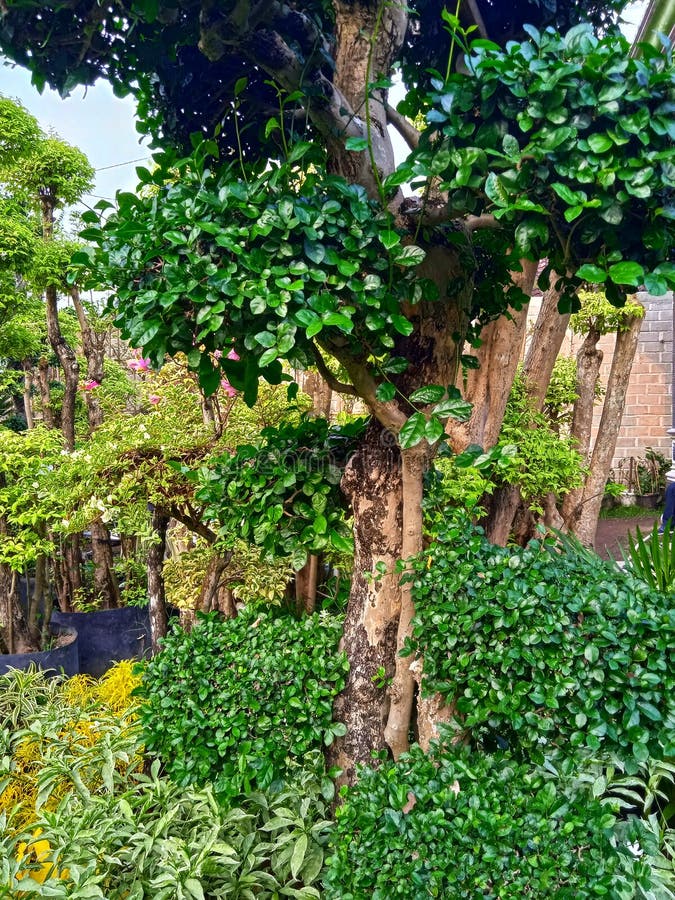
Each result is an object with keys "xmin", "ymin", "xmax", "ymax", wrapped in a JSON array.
[
  {"xmin": 220, "ymin": 378, "xmax": 237, "ymax": 398},
  {"xmin": 127, "ymin": 357, "xmax": 151, "ymax": 372},
  {"xmin": 227, "ymin": 349, "xmax": 240, "ymax": 361},
  {"xmin": 81, "ymin": 379, "xmax": 100, "ymax": 391},
  {"xmin": 148, "ymin": 394, "xmax": 161, "ymax": 405},
  {"xmin": 213, "ymin": 349, "xmax": 223, "ymax": 359}
]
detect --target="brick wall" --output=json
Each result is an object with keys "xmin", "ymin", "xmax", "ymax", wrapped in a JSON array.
[
  {"xmin": 591, "ymin": 293, "xmax": 673, "ymax": 467},
  {"xmin": 527, "ymin": 291, "xmax": 674, "ymax": 468}
]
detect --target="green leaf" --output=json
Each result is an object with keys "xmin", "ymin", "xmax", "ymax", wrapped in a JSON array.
[
  {"xmin": 425, "ymin": 416, "xmax": 445, "ymax": 443},
  {"xmin": 376, "ymin": 382, "xmax": 396, "ymax": 402},
  {"xmin": 291, "ymin": 833, "xmax": 309, "ymax": 881},
  {"xmin": 576, "ymin": 264, "xmax": 607, "ymax": 283},
  {"xmin": 584, "ymin": 644, "xmax": 599, "ymax": 664},
  {"xmin": 345, "ymin": 136, "xmax": 369, "ymax": 152},
  {"xmin": 485, "ymin": 172, "xmax": 509, "ymax": 207},
  {"xmin": 399, "ymin": 412, "xmax": 427, "ymax": 449},
  {"xmin": 380, "ymin": 230, "xmax": 401, "ymax": 249},
  {"xmin": 587, "ymin": 133, "xmax": 613, "ymax": 154},
  {"xmin": 433, "ymin": 397, "xmax": 472, "ymax": 421},
  {"xmin": 390, "ymin": 314, "xmax": 413, "ymax": 335},
  {"xmin": 393, "ymin": 245, "xmax": 426, "ymax": 267},
  {"xmin": 608, "ymin": 261, "xmax": 644, "ymax": 287},
  {"xmin": 409, "ymin": 385, "xmax": 445, "ymax": 404}
]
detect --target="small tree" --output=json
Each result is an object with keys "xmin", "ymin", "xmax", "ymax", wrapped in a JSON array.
[{"xmin": 3, "ymin": 2, "xmax": 673, "ymax": 774}]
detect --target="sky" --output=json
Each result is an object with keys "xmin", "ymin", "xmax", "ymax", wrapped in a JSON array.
[
  {"xmin": 0, "ymin": 62, "xmax": 149, "ymax": 211},
  {"xmin": 0, "ymin": 0, "xmax": 650, "ymax": 209}
]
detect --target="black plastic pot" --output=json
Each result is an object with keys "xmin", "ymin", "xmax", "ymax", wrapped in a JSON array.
[
  {"xmin": 0, "ymin": 625, "xmax": 79, "ymax": 677},
  {"xmin": 51, "ymin": 605, "xmax": 151, "ymax": 677}
]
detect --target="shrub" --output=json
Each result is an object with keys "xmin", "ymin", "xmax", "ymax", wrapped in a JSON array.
[
  {"xmin": 405, "ymin": 519, "xmax": 675, "ymax": 767},
  {"xmin": 0, "ymin": 668, "xmax": 331, "ymax": 898},
  {"xmin": 137, "ymin": 608, "xmax": 348, "ymax": 800},
  {"xmin": 325, "ymin": 740, "xmax": 654, "ymax": 899},
  {"xmin": 4, "ymin": 763, "xmax": 331, "ymax": 899},
  {"xmin": 0, "ymin": 663, "xmax": 142, "ymax": 834}
]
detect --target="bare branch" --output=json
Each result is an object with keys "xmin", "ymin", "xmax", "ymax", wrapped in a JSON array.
[
  {"xmin": 385, "ymin": 102, "xmax": 420, "ymax": 151},
  {"xmin": 464, "ymin": 0, "xmax": 489, "ymax": 39},
  {"xmin": 311, "ymin": 345, "xmax": 359, "ymax": 396},
  {"xmin": 464, "ymin": 213, "xmax": 499, "ymax": 232}
]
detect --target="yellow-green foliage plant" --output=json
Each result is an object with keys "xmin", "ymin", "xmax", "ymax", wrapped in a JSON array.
[
  {"xmin": 0, "ymin": 662, "xmax": 143, "ymax": 880},
  {"xmin": 0, "ymin": 663, "xmax": 333, "ymax": 898},
  {"xmin": 163, "ymin": 538, "xmax": 294, "ymax": 610}
]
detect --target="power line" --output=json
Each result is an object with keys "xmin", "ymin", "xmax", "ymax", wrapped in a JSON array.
[{"xmin": 95, "ymin": 156, "xmax": 150, "ymax": 172}]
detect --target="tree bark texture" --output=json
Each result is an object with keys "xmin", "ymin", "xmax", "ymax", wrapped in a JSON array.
[
  {"xmin": 384, "ymin": 444, "xmax": 432, "ymax": 758},
  {"xmin": 522, "ymin": 274, "xmax": 569, "ymax": 412},
  {"xmin": 329, "ymin": 421, "xmax": 403, "ymax": 784},
  {"xmin": 198, "ymin": 552, "xmax": 236, "ymax": 617},
  {"xmin": 567, "ymin": 314, "xmax": 643, "ymax": 547},
  {"xmin": 37, "ymin": 357, "xmax": 54, "ymax": 429},
  {"xmin": 560, "ymin": 327, "xmax": 603, "ymax": 530},
  {"xmin": 22, "ymin": 359, "xmax": 34, "ymax": 429},
  {"xmin": 448, "ymin": 259, "xmax": 538, "ymax": 452},
  {"xmin": 147, "ymin": 507, "xmax": 169, "ymax": 653}
]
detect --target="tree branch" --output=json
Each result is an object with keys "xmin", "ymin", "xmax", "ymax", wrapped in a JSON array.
[
  {"xmin": 332, "ymin": 352, "xmax": 407, "ymax": 433},
  {"xmin": 311, "ymin": 345, "xmax": 359, "ymax": 396},
  {"xmin": 385, "ymin": 102, "xmax": 420, "ymax": 150},
  {"xmin": 464, "ymin": 213, "xmax": 499, "ymax": 232}
]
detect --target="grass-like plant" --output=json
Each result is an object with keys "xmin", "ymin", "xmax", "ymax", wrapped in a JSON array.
[{"xmin": 624, "ymin": 520, "xmax": 675, "ymax": 594}]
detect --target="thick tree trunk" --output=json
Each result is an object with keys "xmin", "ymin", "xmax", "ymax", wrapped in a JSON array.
[
  {"xmin": 295, "ymin": 554, "xmax": 320, "ymax": 614},
  {"xmin": 147, "ymin": 507, "xmax": 169, "ymax": 653},
  {"xmin": 90, "ymin": 521, "xmax": 122, "ymax": 608},
  {"xmin": 198, "ymin": 551, "xmax": 236, "ymax": 617},
  {"xmin": 384, "ymin": 444, "xmax": 432, "ymax": 758},
  {"xmin": 568, "ymin": 315, "xmax": 643, "ymax": 546},
  {"xmin": 45, "ymin": 288, "xmax": 79, "ymax": 450},
  {"xmin": 560, "ymin": 327, "xmax": 603, "ymax": 529},
  {"xmin": 37, "ymin": 357, "xmax": 54, "ymax": 428},
  {"xmin": 329, "ymin": 422, "xmax": 403, "ymax": 784},
  {"xmin": 522, "ymin": 274, "xmax": 570, "ymax": 412},
  {"xmin": 449, "ymin": 259, "xmax": 538, "ymax": 452},
  {"xmin": 22, "ymin": 359, "xmax": 34, "ymax": 429},
  {"xmin": 40, "ymin": 198, "xmax": 79, "ymax": 450},
  {"xmin": 71, "ymin": 287, "xmax": 105, "ymax": 429}
]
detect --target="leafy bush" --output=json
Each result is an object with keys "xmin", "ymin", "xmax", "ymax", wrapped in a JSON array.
[
  {"xmin": 0, "ymin": 666, "xmax": 331, "ymax": 898},
  {"xmin": 325, "ymin": 740, "xmax": 654, "ymax": 899},
  {"xmin": 163, "ymin": 540, "xmax": 294, "ymax": 610},
  {"xmin": 0, "ymin": 663, "xmax": 142, "ymax": 833},
  {"xmin": 405, "ymin": 519, "xmax": 675, "ymax": 766},
  {"xmin": 194, "ymin": 416, "xmax": 357, "ymax": 569},
  {"xmin": 4, "ymin": 762, "xmax": 330, "ymax": 899},
  {"xmin": 137, "ymin": 608, "xmax": 348, "ymax": 800}
]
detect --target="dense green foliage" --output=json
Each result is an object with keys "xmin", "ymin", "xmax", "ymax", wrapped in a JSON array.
[
  {"xmin": 325, "ymin": 740, "xmax": 654, "ymax": 899},
  {"xmin": 412, "ymin": 24, "xmax": 675, "ymax": 309},
  {"xmin": 137, "ymin": 609, "xmax": 348, "ymax": 801},
  {"xmin": 194, "ymin": 417, "xmax": 359, "ymax": 568},
  {"xmin": 75, "ymin": 146, "xmax": 431, "ymax": 400},
  {"xmin": 0, "ymin": 666, "xmax": 330, "ymax": 899},
  {"xmin": 405, "ymin": 519, "xmax": 675, "ymax": 766}
]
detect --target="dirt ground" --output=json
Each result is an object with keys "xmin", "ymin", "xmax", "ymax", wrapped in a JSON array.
[{"xmin": 594, "ymin": 514, "xmax": 660, "ymax": 560}]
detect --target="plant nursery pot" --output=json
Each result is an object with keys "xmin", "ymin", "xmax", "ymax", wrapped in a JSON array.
[
  {"xmin": 0, "ymin": 625, "xmax": 79, "ymax": 678},
  {"xmin": 635, "ymin": 493, "xmax": 660, "ymax": 510},
  {"xmin": 51, "ymin": 604, "xmax": 151, "ymax": 677}
]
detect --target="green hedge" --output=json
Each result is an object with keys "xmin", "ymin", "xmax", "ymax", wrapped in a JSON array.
[
  {"xmin": 404, "ymin": 520, "xmax": 675, "ymax": 767},
  {"xmin": 137, "ymin": 608, "xmax": 348, "ymax": 801}
]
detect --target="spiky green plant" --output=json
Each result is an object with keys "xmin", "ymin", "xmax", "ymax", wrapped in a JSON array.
[{"xmin": 623, "ymin": 521, "xmax": 675, "ymax": 593}]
